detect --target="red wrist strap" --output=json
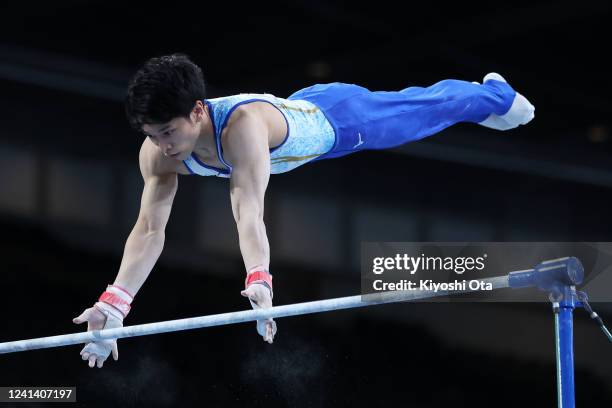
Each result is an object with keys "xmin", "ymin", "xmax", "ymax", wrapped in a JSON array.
[
  {"xmin": 245, "ymin": 267, "xmax": 273, "ymax": 292},
  {"xmin": 99, "ymin": 292, "xmax": 131, "ymax": 317}
]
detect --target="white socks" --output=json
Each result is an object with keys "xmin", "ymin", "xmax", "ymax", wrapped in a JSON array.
[{"xmin": 478, "ymin": 72, "xmax": 535, "ymax": 131}]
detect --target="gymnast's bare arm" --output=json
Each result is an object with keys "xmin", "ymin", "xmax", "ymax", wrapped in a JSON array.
[
  {"xmin": 72, "ymin": 139, "xmax": 178, "ymax": 368},
  {"xmin": 224, "ymin": 107, "xmax": 277, "ymax": 343},
  {"xmin": 113, "ymin": 138, "xmax": 179, "ymax": 294}
]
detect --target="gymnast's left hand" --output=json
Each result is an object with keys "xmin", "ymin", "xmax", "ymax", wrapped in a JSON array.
[
  {"xmin": 73, "ymin": 303, "xmax": 123, "ymax": 368},
  {"xmin": 241, "ymin": 283, "xmax": 277, "ymax": 344}
]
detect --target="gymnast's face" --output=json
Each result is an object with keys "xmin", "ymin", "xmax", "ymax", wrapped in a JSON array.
[{"xmin": 142, "ymin": 102, "xmax": 206, "ymax": 161}]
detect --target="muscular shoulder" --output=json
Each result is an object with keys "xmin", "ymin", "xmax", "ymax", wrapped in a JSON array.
[
  {"xmin": 223, "ymin": 106, "xmax": 269, "ymax": 164},
  {"xmin": 139, "ymin": 138, "xmax": 178, "ymax": 178},
  {"xmin": 227, "ymin": 103, "xmax": 263, "ymax": 127}
]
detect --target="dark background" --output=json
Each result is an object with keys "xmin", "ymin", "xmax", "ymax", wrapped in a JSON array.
[{"xmin": 0, "ymin": 1, "xmax": 611, "ymax": 407}]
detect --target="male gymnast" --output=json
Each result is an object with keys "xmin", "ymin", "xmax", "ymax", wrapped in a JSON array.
[{"xmin": 73, "ymin": 54, "xmax": 534, "ymax": 368}]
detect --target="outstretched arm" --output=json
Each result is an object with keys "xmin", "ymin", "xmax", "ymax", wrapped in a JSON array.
[
  {"xmin": 225, "ymin": 108, "xmax": 276, "ymax": 343},
  {"xmin": 73, "ymin": 139, "xmax": 179, "ymax": 367},
  {"xmin": 114, "ymin": 141, "xmax": 178, "ymax": 295},
  {"xmin": 227, "ymin": 109, "xmax": 271, "ymax": 275}
]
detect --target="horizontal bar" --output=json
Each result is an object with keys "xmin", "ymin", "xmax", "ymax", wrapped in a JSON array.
[{"xmin": 0, "ymin": 276, "xmax": 509, "ymax": 354}]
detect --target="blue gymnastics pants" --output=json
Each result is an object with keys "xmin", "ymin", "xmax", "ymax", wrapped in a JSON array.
[{"xmin": 287, "ymin": 79, "xmax": 516, "ymax": 160}]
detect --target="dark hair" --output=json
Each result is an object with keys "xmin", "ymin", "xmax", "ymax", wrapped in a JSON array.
[{"xmin": 125, "ymin": 53, "xmax": 206, "ymax": 132}]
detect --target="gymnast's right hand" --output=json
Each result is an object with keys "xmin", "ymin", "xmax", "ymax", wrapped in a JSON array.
[{"xmin": 73, "ymin": 284, "xmax": 134, "ymax": 368}]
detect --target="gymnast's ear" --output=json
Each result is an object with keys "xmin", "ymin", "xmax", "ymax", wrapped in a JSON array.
[{"xmin": 191, "ymin": 100, "xmax": 206, "ymax": 122}]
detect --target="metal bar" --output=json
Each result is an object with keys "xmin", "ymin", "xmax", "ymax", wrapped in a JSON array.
[{"xmin": 0, "ymin": 276, "xmax": 509, "ymax": 354}]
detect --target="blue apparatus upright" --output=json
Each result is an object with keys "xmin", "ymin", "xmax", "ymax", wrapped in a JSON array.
[{"xmin": 508, "ymin": 256, "xmax": 611, "ymax": 408}]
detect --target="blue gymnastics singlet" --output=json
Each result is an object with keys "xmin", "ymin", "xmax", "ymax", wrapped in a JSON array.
[{"xmin": 182, "ymin": 94, "xmax": 336, "ymax": 178}]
